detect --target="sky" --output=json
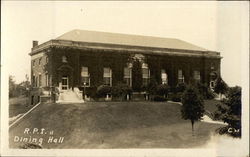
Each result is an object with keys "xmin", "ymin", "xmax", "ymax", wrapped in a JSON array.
[{"xmin": 1, "ymin": 1, "xmax": 249, "ymax": 86}]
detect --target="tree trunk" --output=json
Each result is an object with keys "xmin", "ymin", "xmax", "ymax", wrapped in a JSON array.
[{"xmin": 191, "ymin": 120, "xmax": 194, "ymax": 136}]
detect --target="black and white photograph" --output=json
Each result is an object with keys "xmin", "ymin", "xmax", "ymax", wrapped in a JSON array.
[{"xmin": 1, "ymin": 1, "xmax": 249, "ymax": 157}]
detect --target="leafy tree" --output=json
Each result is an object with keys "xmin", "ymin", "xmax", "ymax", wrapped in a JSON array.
[
  {"xmin": 181, "ymin": 86, "xmax": 205, "ymax": 134},
  {"xmin": 214, "ymin": 76, "xmax": 228, "ymax": 100},
  {"xmin": 9, "ymin": 75, "xmax": 16, "ymax": 97},
  {"xmin": 214, "ymin": 86, "xmax": 241, "ymax": 137}
]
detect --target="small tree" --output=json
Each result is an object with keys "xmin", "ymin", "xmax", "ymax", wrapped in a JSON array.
[
  {"xmin": 9, "ymin": 75, "xmax": 16, "ymax": 97},
  {"xmin": 214, "ymin": 86, "xmax": 241, "ymax": 137},
  {"xmin": 214, "ymin": 76, "xmax": 228, "ymax": 100},
  {"xmin": 181, "ymin": 86, "xmax": 205, "ymax": 135}
]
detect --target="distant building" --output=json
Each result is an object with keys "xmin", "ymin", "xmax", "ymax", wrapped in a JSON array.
[{"xmin": 29, "ymin": 29, "xmax": 221, "ymax": 104}]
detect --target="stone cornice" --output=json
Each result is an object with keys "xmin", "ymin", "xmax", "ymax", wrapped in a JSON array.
[{"xmin": 29, "ymin": 39, "xmax": 221, "ymax": 59}]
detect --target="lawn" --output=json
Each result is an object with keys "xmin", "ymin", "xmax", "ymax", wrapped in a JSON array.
[
  {"xmin": 9, "ymin": 100, "xmax": 223, "ymax": 149},
  {"xmin": 9, "ymin": 95, "xmax": 32, "ymax": 118}
]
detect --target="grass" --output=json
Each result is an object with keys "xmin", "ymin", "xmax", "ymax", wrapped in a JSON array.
[
  {"xmin": 9, "ymin": 100, "xmax": 223, "ymax": 149},
  {"xmin": 9, "ymin": 95, "xmax": 32, "ymax": 118}
]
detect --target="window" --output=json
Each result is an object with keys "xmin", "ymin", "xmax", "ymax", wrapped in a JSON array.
[
  {"xmin": 211, "ymin": 63, "xmax": 215, "ymax": 70},
  {"xmin": 124, "ymin": 67, "xmax": 132, "ymax": 86},
  {"xmin": 46, "ymin": 56, "xmax": 49, "ymax": 63},
  {"xmin": 32, "ymin": 75, "xmax": 35, "ymax": 87},
  {"xmin": 161, "ymin": 69, "xmax": 168, "ymax": 84},
  {"xmin": 39, "ymin": 58, "xmax": 42, "ymax": 65},
  {"xmin": 178, "ymin": 69, "xmax": 184, "ymax": 83},
  {"xmin": 193, "ymin": 70, "xmax": 201, "ymax": 82},
  {"xmin": 35, "ymin": 76, "xmax": 38, "ymax": 87},
  {"xmin": 103, "ymin": 67, "xmax": 112, "ymax": 86},
  {"xmin": 32, "ymin": 60, "xmax": 35, "ymax": 66},
  {"xmin": 45, "ymin": 73, "xmax": 49, "ymax": 86},
  {"xmin": 210, "ymin": 81, "xmax": 215, "ymax": 89},
  {"xmin": 38, "ymin": 74, "xmax": 42, "ymax": 87},
  {"xmin": 62, "ymin": 56, "xmax": 67, "ymax": 63},
  {"xmin": 81, "ymin": 67, "xmax": 90, "ymax": 86},
  {"xmin": 142, "ymin": 63, "xmax": 150, "ymax": 86}
]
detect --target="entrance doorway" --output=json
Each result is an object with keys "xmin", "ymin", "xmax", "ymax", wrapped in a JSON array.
[{"xmin": 61, "ymin": 76, "xmax": 68, "ymax": 90}]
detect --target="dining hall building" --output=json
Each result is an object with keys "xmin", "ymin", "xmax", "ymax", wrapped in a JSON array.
[{"xmin": 29, "ymin": 29, "xmax": 221, "ymax": 104}]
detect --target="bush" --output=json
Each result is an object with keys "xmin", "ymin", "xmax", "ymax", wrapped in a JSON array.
[
  {"xmin": 153, "ymin": 95, "xmax": 167, "ymax": 102},
  {"xmin": 214, "ymin": 86, "xmax": 241, "ymax": 137},
  {"xmin": 196, "ymin": 82, "xmax": 215, "ymax": 100},
  {"xmin": 171, "ymin": 92, "xmax": 183, "ymax": 102},
  {"xmin": 96, "ymin": 85, "xmax": 111, "ymax": 98},
  {"xmin": 156, "ymin": 84, "xmax": 170, "ymax": 97},
  {"xmin": 111, "ymin": 83, "xmax": 132, "ymax": 100},
  {"xmin": 175, "ymin": 82, "xmax": 187, "ymax": 93}
]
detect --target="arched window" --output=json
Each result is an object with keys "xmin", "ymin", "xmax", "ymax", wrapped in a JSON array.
[
  {"xmin": 161, "ymin": 69, "xmax": 168, "ymax": 84},
  {"xmin": 124, "ymin": 63, "xmax": 132, "ymax": 87},
  {"xmin": 142, "ymin": 63, "xmax": 150, "ymax": 86},
  {"xmin": 62, "ymin": 56, "xmax": 67, "ymax": 63}
]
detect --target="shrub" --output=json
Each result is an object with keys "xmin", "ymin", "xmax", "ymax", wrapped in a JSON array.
[
  {"xmin": 156, "ymin": 84, "xmax": 170, "ymax": 97},
  {"xmin": 111, "ymin": 83, "xmax": 132, "ymax": 100},
  {"xmin": 196, "ymin": 82, "xmax": 215, "ymax": 100},
  {"xmin": 153, "ymin": 95, "xmax": 167, "ymax": 102},
  {"xmin": 171, "ymin": 92, "xmax": 183, "ymax": 102},
  {"xmin": 214, "ymin": 76, "xmax": 229, "ymax": 98},
  {"xmin": 214, "ymin": 86, "xmax": 241, "ymax": 137},
  {"xmin": 175, "ymin": 82, "xmax": 187, "ymax": 93},
  {"xmin": 96, "ymin": 85, "xmax": 111, "ymax": 98}
]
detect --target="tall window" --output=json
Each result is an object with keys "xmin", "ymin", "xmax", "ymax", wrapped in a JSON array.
[
  {"xmin": 161, "ymin": 69, "xmax": 168, "ymax": 84},
  {"xmin": 193, "ymin": 70, "xmax": 201, "ymax": 82},
  {"xmin": 38, "ymin": 74, "xmax": 42, "ymax": 87},
  {"xmin": 142, "ymin": 63, "xmax": 150, "ymax": 86},
  {"xmin": 46, "ymin": 56, "xmax": 49, "ymax": 63},
  {"xmin": 178, "ymin": 69, "xmax": 184, "ymax": 83},
  {"xmin": 32, "ymin": 75, "xmax": 35, "ymax": 87},
  {"xmin": 39, "ymin": 58, "xmax": 42, "ymax": 65},
  {"xmin": 32, "ymin": 60, "xmax": 35, "ymax": 67},
  {"xmin": 45, "ymin": 73, "xmax": 49, "ymax": 86},
  {"xmin": 35, "ymin": 76, "xmax": 38, "ymax": 87},
  {"xmin": 81, "ymin": 67, "xmax": 90, "ymax": 86},
  {"xmin": 124, "ymin": 67, "xmax": 132, "ymax": 86},
  {"xmin": 103, "ymin": 67, "xmax": 112, "ymax": 86}
]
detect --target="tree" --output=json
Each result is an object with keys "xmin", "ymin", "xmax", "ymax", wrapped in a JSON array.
[
  {"xmin": 196, "ymin": 82, "xmax": 215, "ymax": 100},
  {"xmin": 9, "ymin": 75, "xmax": 16, "ymax": 97},
  {"xmin": 181, "ymin": 86, "xmax": 205, "ymax": 135},
  {"xmin": 214, "ymin": 76, "xmax": 228, "ymax": 100},
  {"xmin": 214, "ymin": 86, "xmax": 241, "ymax": 137}
]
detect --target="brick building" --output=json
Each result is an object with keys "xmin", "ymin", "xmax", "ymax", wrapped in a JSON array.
[{"xmin": 29, "ymin": 29, "xmax": 221, "ymax": 104}]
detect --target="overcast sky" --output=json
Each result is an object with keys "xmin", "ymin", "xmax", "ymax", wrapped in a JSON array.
[{"xmin": 2, "ymin": 1, "xmax": 249, "ymax": 86}]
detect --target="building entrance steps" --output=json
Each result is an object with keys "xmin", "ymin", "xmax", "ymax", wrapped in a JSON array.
[{"xmin": 56, "ymin": 89, "xmax": 84, "ymax": 103}]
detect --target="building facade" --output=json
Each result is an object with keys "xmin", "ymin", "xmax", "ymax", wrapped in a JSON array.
[{"xmin": 29, "ymin": 30, "xmax": 221, "ymax": 104}]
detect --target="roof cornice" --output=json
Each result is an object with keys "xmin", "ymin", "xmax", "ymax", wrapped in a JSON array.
[{"xmin": 29, "ymin": 39, "xmax": 221, "ymax": 59}]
